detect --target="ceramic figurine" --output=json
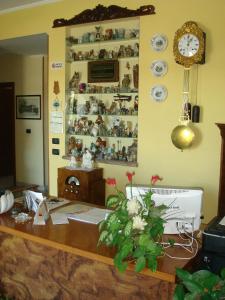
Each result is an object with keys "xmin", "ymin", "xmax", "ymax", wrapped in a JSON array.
[
  {"xmin": 106, "ymin": 101, "xmax": 117, "ymax": 115},
  {"xmin": 79, "ymin": 82, "xmax": 86, "ymax": 93},
  {"xmin": 90, "ymin": 97, "xmax": 99, "ymax": 114},
  {"xmin": 98, "ymin": 49, "xmax": 106, "ymax": 59},
  {"xmin": 69, "ymin": 155, "xmax": 78, "ymax": 169},
  {"xmin": 133, "ymin": 43, "xmax": 139, "ymax": 56},
  {"xmin": 77, "ymin": 104, "xmax": 87, "ymax": 115},
  {"xmin": 69, "ymin": 71, "xmax": 80, "ymax": 91},
  {"xmin": 132, "ymin": 123, "xmax": 138, "ymax": 138},
  {"xmin": 118, "ymin": 45, "xmax": 126, "ymax": 57},
  {"xmin": 68, "ymin": 136, "xmax": 76, "ymax": 154},
  {"xmin": 133, "ymin": 64, "xmax": 139, "ymax": 89},
  {"xmin": 122, "ymin": 74, "xmax": 131, "ymax": 90},
  {"xmin": 125, "ymin": 45, "xmax": 134, "ymax": 57},
  {"xmin": 82, "ymin": 149, "xmax": 94, "ymax": 169},
  {"xmin": 91, "ymin": 124, "xmax": 99, "ymax": 137},
  {"xmin": 117, "ymin": 28, "xmax": 125, "ymax": 39},
  {"xmin": 105, "ymin": 28, "xmax": 113, "ymax": 40},
  {"xmin": 89, "ymin": 32, "xmax": 96, "ymax": 43},
  {"xmin": 95, "ymin": 26, "xmax": 102, "ymax": 41},
  {"xmin": 127, "ymin": 139, "xmax": 138, "ymax": 162},
  {"xmin": 134, "ymin": 95, "xmax": 138, "ymax": 112},
  {"xmin": 82, "ymin": 32, "xmax": 90, "ymax": 43}
]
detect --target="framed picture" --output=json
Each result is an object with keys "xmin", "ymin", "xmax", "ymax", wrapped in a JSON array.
[
  {"xmin": 88, "ymin": 60, "xmax": 119, "ymax": 83},
  {"xmin": 16, "ymin": 95, "xmax": 41, "ymax": 120}
]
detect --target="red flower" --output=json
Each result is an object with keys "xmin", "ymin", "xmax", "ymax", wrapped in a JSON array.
[
  {"xmin": 106, "ymin": 178, "xmax": 117, "ymax": 186},
  {"xmin": 151, "ymin": 175, "xmax": 163, "ymax": 185},
  {"xmin": 126, "ymin": 171, "xmax": 135, "ymax": 182}
]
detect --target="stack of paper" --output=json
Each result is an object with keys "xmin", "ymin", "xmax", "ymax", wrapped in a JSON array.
[{"xmin": 67, "ymin": 207, "xmax": 112, "ymax": 225}]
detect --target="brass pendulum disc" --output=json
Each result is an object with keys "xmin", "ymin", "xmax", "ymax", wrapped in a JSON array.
[{"xmin": 171, "ymin": 125, "xmax": 195, "ymax": 150}]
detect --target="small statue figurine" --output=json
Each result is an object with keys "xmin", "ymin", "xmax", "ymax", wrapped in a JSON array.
[
  {"xmin": 68, "ymin": 136, "xmax": 76, "ymax": 154},
  {"xmin": 82, "ymin": 149, "xmax": 94, "ymax": 169},
  {"xmin": 69, "ymin": 155, "xmax": 78, "ymax": 169},
  {"xmin": 69, "ymin": 71, "xmax": 80, "ymax": 91},
  {"xmin": 95, "ymin": 26, "xmax": 102, "ymax": 41},
  {"xmin": 122, "ymin": 74, "xmax": 131, "ymax": 90}
]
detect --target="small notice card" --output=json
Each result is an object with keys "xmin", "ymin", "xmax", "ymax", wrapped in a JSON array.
[{"xmin": 50, "ymin": 111, "xmax": 63, "ymax": 134}]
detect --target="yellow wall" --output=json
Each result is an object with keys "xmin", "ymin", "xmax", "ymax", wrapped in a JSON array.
[
  {"xmin": 0, "ymin": 54, "xmax": 44, "ymax": 185},
  {"xmin": 0, "ymin": 0, "xmax": 224, "ymax": 222}
]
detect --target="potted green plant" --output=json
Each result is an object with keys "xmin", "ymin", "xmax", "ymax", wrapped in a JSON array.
[
  {"xmin": 98, "ymin": 172, "xmax": 167, "ymax": 272},
  {"xmin": 174, "ymin": 267, "xmax": 225, "ymax": 300}
]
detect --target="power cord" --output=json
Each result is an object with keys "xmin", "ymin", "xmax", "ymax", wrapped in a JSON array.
[{"xmin": 161, "ymin": 222, "xmax": 199, "ymax": 260}]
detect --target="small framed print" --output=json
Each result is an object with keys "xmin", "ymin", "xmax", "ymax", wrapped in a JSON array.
[
  {"xmin": 88, "ymin": 60, "xmax": 119, "ymax": 83},
  {"xmin": 16, "ymin": 95, "xmax": 41, "ymax": 120}
]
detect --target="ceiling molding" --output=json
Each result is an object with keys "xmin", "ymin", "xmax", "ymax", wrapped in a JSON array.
[{"xmin": 0, "ymin": 0, "xmax": 62, "ymax": 15}]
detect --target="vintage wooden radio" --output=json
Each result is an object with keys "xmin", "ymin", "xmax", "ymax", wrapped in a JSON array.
[{"xmin": 57, "ymin": 167, "xmax": 105, "ymax": 206}]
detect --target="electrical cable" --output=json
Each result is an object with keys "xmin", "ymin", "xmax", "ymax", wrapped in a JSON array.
[{"xmin": 161, "ymin": 222, "xmax": 199, "ymax": 260}]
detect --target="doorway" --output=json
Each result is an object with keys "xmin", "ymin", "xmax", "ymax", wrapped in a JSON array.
[
  {"xmin": 0, "ymin": 82, "xmax": 15, "ymax": 188},
  {"xmin": 0, "ymin": 33, "xmax": 48, "ymax": 191}
]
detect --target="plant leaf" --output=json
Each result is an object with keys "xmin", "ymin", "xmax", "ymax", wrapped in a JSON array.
[
  {"xmin": 173, "ymin": 284, "xmax": 185, "ymax": 300},
  {"xmin": 98, "ymin": 230, "xmax": 108, "ymax": 246},
  {"xmin": 220, "ymin": 267, "xmax": 225, "ymax": 280},
  {"xmin": 117, "ymin": 261, "xmax": 128, "ymax": 273},
  {"xmin": 107, "ymin": 195, "xmax": 120, "ymax": 208},
  {"xmin": 107, "ymin": 213, "xmax": 117, "ymax": 224},
  {"xmin": 98, "ymin": 220, "xmax": 106, "ymax": 232},
  {"xmin": 124, "ymin": 220, "xmax": 133, "ymax": 237},
  {"xmin": 168, "ymin": 238, "xmax": 175, "ymax": 246},
  {"xmin": 114, "ymin": 253, "xmax": 128, "ymax": 272},
  {"xmin": 149, "ymin": 221, "xmax": 164, "ymax": 238},
  {"xmin": 146, "ymin": 255, "xmax": 157, "ymax": 272},
  {"xmin": 117, "ymin": 191, "xmax": 127, "ymax": 202},
  {"xmin": 135, "ymin": 256, "xmax": 146, "ymax": 272},
  {"xmin": 192, "ymin": 269, "xmax": 220, "ymax": 290},
  {"xmin": 143, "ymin": 191, "xmax": 153, "ymax": 209},
  {"xmin": 138, "ymin": 234, "xmax": 149, "ymax": 247},
  {"xmin": 133, "ymin": 247, "xmax": 145, "ymax": 258},
  {"xmin": 118, "ymin": 241, "xmax": 133, "ymax": 260},
  {"xmin": 182, "ymin": 279, "xmax": 204, "ymax": 294},
  {"xmin": 184, "ymin": 292, "xmax": 202, "ymax": 300},
  {"xmin": 176, "ymin": 268, "xmax": 192, "ymax": 282},
  {"xmin": 105, "ymin": 233, "xmax": 113, "ymax": 246}
]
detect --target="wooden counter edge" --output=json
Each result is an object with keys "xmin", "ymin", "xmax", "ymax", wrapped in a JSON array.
[{"xmin": 0, "ymin": 224, "xmax": 175, "ymax": 283}]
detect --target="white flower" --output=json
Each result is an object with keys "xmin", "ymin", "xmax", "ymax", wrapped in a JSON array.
[
  {"xmin": 127, "ymin": 198, "xmax": 140, "ymax": 215},
  {"xmin": 132, "ymin": 215, "xmax": 147, "ymax": 231}
]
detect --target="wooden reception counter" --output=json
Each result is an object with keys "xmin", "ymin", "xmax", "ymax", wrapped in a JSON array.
[{"xmin": 0, "ymin": 202, "xmax": 195, "ymax": 300}]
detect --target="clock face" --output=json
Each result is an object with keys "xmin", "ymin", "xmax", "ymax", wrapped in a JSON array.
[{"xmin": 178, "ymin": 33, "xmax": 200, "ymax": 57}]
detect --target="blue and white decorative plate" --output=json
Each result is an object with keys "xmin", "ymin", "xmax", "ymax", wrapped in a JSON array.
[
  {"xmin": 151, "ymin": 34, "xmax": 168, "ymax": 52},
  {"xmin": 150, "ymin": 60, "xmax": 168, "ymax": 77},
  {"xmin": 151, "ymin": 85, "xmax": 168, "ymax": 102}
]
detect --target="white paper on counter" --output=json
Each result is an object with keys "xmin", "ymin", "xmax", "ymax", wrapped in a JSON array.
[
  {"xmin": 46, "ymin": 198, "xmax": 71, "ymax": 211},
  {"xmin": 51, "ymin": 212, "xmax": 69, "ymax": 225},
  {"xmin": 67, "ymin": 207, "xmax": 111, "ymax": 224}
]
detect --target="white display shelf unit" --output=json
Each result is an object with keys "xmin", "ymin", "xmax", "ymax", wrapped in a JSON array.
[{"xmin": 65, "ymin": 18, "xmax": 139, "ymax": 166}]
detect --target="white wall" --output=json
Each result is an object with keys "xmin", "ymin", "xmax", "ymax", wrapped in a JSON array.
[{"xmin": 0, "ymin": 54, "xmax": 44, "ymax": 186}]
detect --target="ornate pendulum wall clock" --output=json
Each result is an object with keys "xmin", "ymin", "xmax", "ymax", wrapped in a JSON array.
[{"xmin": 171, "ymin": 21, "xmax": 206, "ymax": 150}]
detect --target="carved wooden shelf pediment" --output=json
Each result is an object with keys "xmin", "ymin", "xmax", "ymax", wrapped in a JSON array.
[{"xmin": 53, "ymin": 4, "xmax": 155, "ymax": 28}]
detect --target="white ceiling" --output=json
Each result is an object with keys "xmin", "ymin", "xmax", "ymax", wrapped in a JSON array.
[
  {"xmin": 0, "ymin": 34, "xmax": 48, "ymax": 55},
  {"xmin": 0, "ymin": 0, "xmax": 57, "ymax": 55},
  {"xmin": 0, "ymin": 0, "xmax": 61, "ymax": 14}
]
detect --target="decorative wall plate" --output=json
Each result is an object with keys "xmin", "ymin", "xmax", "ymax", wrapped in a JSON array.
[
  {"xmin": 151, "ymin": 34, "xmax": 168, "ymax": 52},
  {"xmin": 151, "ymin": 85, "xmax": 168, "ymax": 102},
  {"xmin": 150, "ymin": 60, "xmax": 168, "ymax": 77}
]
